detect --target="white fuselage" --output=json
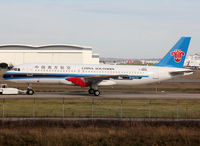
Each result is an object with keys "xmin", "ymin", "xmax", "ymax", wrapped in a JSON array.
[{"xmin": 3, "ymin": 63, "xmax": 192, "ymax": 86}]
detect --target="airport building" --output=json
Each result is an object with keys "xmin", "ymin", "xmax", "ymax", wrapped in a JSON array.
[
  {"xmin": 184, "ymin": 53, "xmax": 200, "ymax": 68},
  {"xmin": 0, "ymin": 44, "xmax": 99, "ymax": 66}
]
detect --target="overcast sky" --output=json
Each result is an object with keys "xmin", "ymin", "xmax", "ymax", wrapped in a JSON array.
[{"xmin": 0, "ymin": 0, "xmax": 199, "ymax": 59}]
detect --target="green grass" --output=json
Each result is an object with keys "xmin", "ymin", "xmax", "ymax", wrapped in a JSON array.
[{"xmin": 1, "ymin": 99, "xmax": 200, "ymax": 118}]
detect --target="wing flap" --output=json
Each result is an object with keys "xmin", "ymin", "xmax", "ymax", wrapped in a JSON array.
[{"xmin": 85, "ymin": 75, "xmax": 126, "ymax": 79}]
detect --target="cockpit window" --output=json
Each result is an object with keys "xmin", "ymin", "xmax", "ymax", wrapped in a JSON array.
[
  {"xmin": 10, "ymin": 68, "xmax": 20, "ymax": 71},
  {"xmin": 12, "ymin": 68, "xmax": 17, "ymax": 71}
]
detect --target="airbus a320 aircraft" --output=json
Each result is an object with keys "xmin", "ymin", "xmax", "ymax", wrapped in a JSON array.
[{"xmin": 3, "ymin": 37, "xmax": 193, "ymax": 96}]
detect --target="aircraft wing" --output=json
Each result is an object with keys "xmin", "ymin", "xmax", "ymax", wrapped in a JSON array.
[{"xmin": 66, "ymin": 75, "xmax": 129, "ymax": 87}]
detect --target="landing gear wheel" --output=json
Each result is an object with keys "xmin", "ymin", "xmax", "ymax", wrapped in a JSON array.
[
  {"xmin": 94, "ymin": 90, "xmax": 100, "ymax": 96},
  {"xmin": 88, "ymin": 89, "xmax": 95, "ymax": 94},
  {"xmin": 26, "ymin": 89, "xmax": 35, "ymax": 95}
]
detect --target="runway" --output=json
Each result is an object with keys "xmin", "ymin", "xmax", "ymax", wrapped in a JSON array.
[
  {"xmin": 164, "ymin": 78, "xmax": 200, "ymax": 83},
  {"xmin": 0, "ymin": 91, "xmax": 200, "ymax": 100}
]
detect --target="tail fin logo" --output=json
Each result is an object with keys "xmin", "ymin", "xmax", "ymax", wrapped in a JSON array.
[{"xmin": 170, "ymin": 49, "xmax": 185, "ymax": 63}]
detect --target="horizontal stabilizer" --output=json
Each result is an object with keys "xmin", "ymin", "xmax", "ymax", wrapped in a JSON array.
[{"xmin": 169, "ymin": 70, "xmax": 194, "ymax": 76}]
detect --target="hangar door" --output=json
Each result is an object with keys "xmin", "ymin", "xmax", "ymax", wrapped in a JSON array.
[
  {"xmin": 23, "ymin": 53, "xmax": 52, "ymax": 63},
  {"xmin": 52, "ymin": 52, "xmax": 83, "ymax": 64}
]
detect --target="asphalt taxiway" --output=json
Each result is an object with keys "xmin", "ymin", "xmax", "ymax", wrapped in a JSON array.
[
  {"xmin": 0, "ymin": 92, "xmax": 199, "ymax": 100},
  {"xmin": 0, "ymin": 117, "xmax": 200, "ymax": 122}
]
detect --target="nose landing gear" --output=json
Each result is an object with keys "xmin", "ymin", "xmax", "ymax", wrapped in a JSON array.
[
  {"xmin": 26, "ymin": 88, "xmax": 35, "ymax": 95},
  {"xmin": 26, "ymin": 84, "xmax": 35, "ymax": 95}
]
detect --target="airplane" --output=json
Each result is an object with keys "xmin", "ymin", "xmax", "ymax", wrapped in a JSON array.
[{"xmin": 3, "ymin": 37, "xmax": 193, "ymax": 96}]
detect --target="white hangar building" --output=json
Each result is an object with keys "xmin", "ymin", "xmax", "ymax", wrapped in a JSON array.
[{"xmin": 0, "ymin": 44, "xmax": 99, "ymax": 66}]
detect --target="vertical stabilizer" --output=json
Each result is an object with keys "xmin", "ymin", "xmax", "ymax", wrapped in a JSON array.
[{"xmin": 155, "ymin": 37, "xmax": 191, "ymax": 68}]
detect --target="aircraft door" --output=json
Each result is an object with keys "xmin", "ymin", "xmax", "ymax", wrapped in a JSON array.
[{"xmin": 153, "ymin": 68, "xmax": 159, "ymax": 79}]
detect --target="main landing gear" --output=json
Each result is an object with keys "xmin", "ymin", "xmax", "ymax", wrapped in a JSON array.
[
  {"xmin": 88, "ymin": 84, "xmax": 101, "ymax": 96},
  {"xmin": 88, "ymin": 88, "xmax": 100, "ymax": 96}
]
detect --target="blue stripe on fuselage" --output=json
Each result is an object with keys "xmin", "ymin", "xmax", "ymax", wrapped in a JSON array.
[{"xmin": 3, "ymin": 72, "xmax": 149, "ymax": 80}]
